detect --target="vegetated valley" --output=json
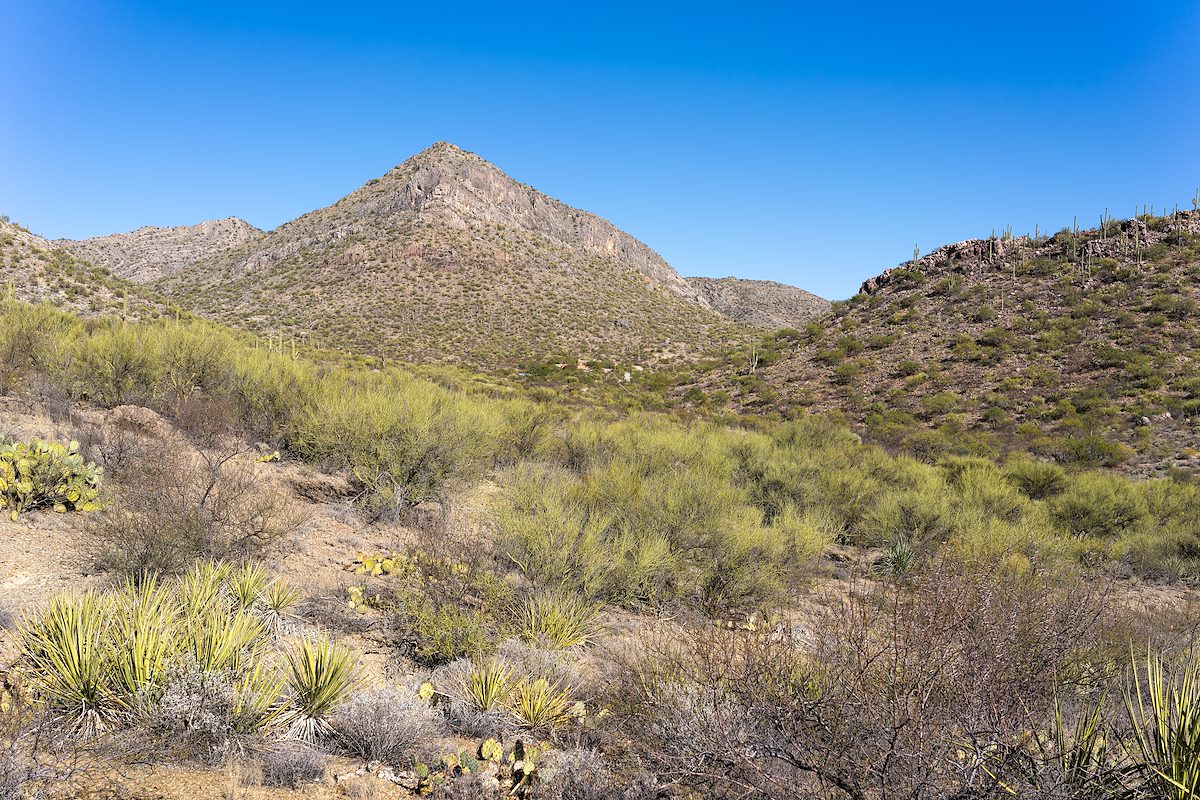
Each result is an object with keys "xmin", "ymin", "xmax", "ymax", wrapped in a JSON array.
[{"xmin": 1, "ymin": 152, "xmax": 1200, "ymax": 800}]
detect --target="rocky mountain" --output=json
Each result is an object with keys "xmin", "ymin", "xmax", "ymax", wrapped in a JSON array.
[
  {"xmin": 148, "ymin": 142, "xmax": 754, "ymax": 367},
  {"xmin": 57, "ymin": 217, "xmax": 262, "ymax": 282},
  {"xmin": 689, "ymin": 210, "xmax": 1200, "ymax": 478},
  {"xmin": 0, "ymin": 219, "xmax": 168, "ymax": 320},
  {"xmin": 687, "ymin": 276, "xmax": 829, "ymax": 329}
]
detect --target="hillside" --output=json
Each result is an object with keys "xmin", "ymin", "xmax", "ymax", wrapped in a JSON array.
[
  {"xmin": 145, "ymin": 142, "xmax": 752, "ymax": 368},
  {"xmin": 692, "ymin": 210, "xmax": 1200, "ymax": 477},
  {"xmin": 56, "ymin": 217, "xmax": 262, "ymax": 282},
  {"xmin": 687, "ymin": 275, "xmax": 830, "ymax": 329},
  {"xmin": 0, "ymin": 219, "xmax": 171, "ymax": 320}
]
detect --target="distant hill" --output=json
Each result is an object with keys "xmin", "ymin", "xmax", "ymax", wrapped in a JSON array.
[
  {"xmin": 57, "ymin": 217, "xmax": 262, "ymax": 282},
  {"xmin": 0, "ymin": 219, "xmax": 170, "ymax": 320},
  {"xmin": 137, "ymin": 142, "xmax": 756, "ymax": 368},
  {"xmin": 690, "ymin": 210, "xmax": 1200, "ymax": 477},
  {"xmin": 687, "ymin": 276, "xmax": 829, "ymax": 329}
]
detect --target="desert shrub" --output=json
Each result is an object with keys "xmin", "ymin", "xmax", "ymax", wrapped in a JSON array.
[
  {"xmin": 0, "ymin": 698, "xmax": 116, "ymax": 800},
  {"xmin": 1003, "ymin": 457, "xmax": 1068, "ymax": 499},
  {"xmin": 609, "ymin": 557, "xmax": 1112, "ymax": 800},
  {"xmin": 151, "ymin": 659, "xmax": 248, "ymax": 763},
  {"xmin": 86, "ymin": 422, "xmax": 302, "ymax": 577},
  {"xmin": 856, "ymin": 488, "xmax": 952, "ymax": 547},
  {"xmin": 332, "ymin": 686, "xmax": 445, "ymax": 765},
  {"xmin": 1056, "ymin": 434, "xmax": 1133, "ymax": 468},
  {"xmin": 0, "ymin": 301, "xmax": 77, "ymax": 392},
  {"xmin": 348, "ymin": 551, "xmax": 510, "ymax": 665},
  {"xmin": 529, "ymin": 748, "xmax": 623, "ymax": 800},
  {"xmin": 956, "ymin": 466, "xmax": 1027, "ymax": 522},
  {"xmin": 0, "ymin": 438, "xmax": 103, "ymax": 518},
  {"xmin": 290, "ymin": 372, "xmax": 500, "ymax": 516},
  {"xmin": 1050, "ymin": 473, "xmax": 1148, "ymax": 538},
  {"xmin": 258, "ymin": 742, "xmax": 327, "ymax": 788},
  {"xmin": 70, "ymin": 324, "xmax": 160, "ymax": 405},
  {"xmin": 156, "ymin": 324, "xmax": 234, "ymax": 399}
]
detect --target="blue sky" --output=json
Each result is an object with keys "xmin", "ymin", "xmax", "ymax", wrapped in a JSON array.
[{"xmin": 3, "ymin": 2, "xmax": 1198, "ymax": 299}]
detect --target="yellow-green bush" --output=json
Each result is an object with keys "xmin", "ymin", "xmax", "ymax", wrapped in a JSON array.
[{"xmin": 0, "ymin": 300, "xmax": 1196, "ymax": 597}]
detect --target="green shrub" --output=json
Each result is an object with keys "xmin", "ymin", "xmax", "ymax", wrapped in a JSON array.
[
  {"xmin": 1049, "ymin": 473, "xmax": 1148, "ymax": 538},
  {"xmin": 1003, "ymin": 458, "xmax": 1068, "ymax": 500}
]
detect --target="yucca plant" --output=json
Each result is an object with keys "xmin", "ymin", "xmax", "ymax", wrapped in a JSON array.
[
  {"xmin": 18, "ymin": 592, "xmax": 115, "ymax": 733},
  {"xmin": 228, "ymin": 562, "xmax": 269, "ymax": 611},
  {"xmin": 509, "ymin": 676, "xmax": 574, "ymax": 730},
  {"xmin": 1125, "ymin": 650, "xmax": 1200, "ymax": 800},
  {"xmin": 519, "ymin": 590, "xmax": 602, "ymax": 650},
  {"xmin": 178, "ymin": 560, "xmax": 232, "ymax": 616},
  {"xmin": 261, "ymin": 579, "xmax": 303, "ymax": 636},
  {"xmin": 108, "ymin": 577, "xmax": 178, "ymax": 713},
  {"xmin": 283, "ymin": 636, "xmax": 361, "ymax": 742},
  {"xmin": 180, "ymin": 606, "xmax": 264, "ymax": 673},
  {"xmin": 232, "ymin": 661, "xmax": 287, "ymax": 733},
  {"xmin": 460, "ymin": 658, "xmax": 513, "ymax": 711}
]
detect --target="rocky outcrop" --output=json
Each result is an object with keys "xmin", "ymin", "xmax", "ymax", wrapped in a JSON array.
[
  {"xmin": 57, "ymin": 217, "xmax": 262, "ymax": 282},
  {"xmin": 859, "ymin": 210, "xmax": 1200, "ymax": 296},
  {"xmin": 686, "ymin": 276, "xmax": 829, "ymax": 329}
]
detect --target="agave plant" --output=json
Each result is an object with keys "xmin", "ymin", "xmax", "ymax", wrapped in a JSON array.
[
  {"xmin": 519, "ymin": 590, "xmax": 602, "ymax": 650},
  {"xmin": 1125, "ymin": 650, "xmax": 1200, "ymax": 800},
  {"xmin": 283, "ymin": 636, "xmax": 362, "ymax": 742}
]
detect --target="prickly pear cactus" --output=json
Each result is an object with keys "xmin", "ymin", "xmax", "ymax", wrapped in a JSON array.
[{"xmin": 0, "ymin": 439, "xmax": 104, "ymax": 520}]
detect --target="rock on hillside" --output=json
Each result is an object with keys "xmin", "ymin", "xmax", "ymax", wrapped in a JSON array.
[
  {"xmin": 57, "ymin": 217, "xmax": 262, "ymax": 282},
  {"xmin": 687, "ymin": 276, "xmax": 830, "ymax": 329},
  {"xmin": 154, "ymin": 142, "xmax": 751, "ymax": 367}
]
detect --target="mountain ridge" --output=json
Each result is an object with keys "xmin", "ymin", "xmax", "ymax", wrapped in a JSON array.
[{"xmin": 56, "ymin": 217, "xmax": 262, "ymax": 283}]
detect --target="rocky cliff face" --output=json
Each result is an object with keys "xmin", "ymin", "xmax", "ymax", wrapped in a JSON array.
[
  {"xmin": 56, "ymin": 217, "xmax": 262, "ymax": 282},
  {"xmin": 686, "ymin": 276, "xmax": 829, "ymax": 329}
]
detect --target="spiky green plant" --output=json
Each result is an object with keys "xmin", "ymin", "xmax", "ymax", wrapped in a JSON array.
[
  {"xmin": 460, "ymin": 659, "xmax": 513, "ymax": 711},
  {"xmin": 1125, "ymin": 650, "xmax": 1200, "ymax": 799},
  {"xmin": 519, "ymin": 590, "xmax": 602, "ymax": 650},
  {"xmin": 18, "ymin": 592, "xmax": 115, "ymax": 733},
  {"xmin": 228, "ymin": 562, "xmax": 269, "ymax": 610},
  {"xmin": 261, "ymin": 579, "xmax": 302, "ymax": 635},
  {"xmin": 282, "ymin": 636, "xmax": 361, "ymax": 742},
  {"xmin": 178, "ymin": 560, "xmax": 232, "ymax": 616},
  {"xmin": 108, "ymin": 577, "xmax": 178, "ymax": 712},
  {"xmin": 509, "ymin": 676, "xmax": 574, "ymax": 730},
  {"xmin": 180, "ymin": 606, "xmax": 263, "ymax": 674},
  {"xmin": 232, "ymin": 661, "xmax": 287, "ymax": 733}
]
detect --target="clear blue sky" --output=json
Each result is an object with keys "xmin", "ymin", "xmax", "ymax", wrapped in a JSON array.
[{"xmin": 3, "ymin": 1, "xmax": 1198, "ymax": 299}]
